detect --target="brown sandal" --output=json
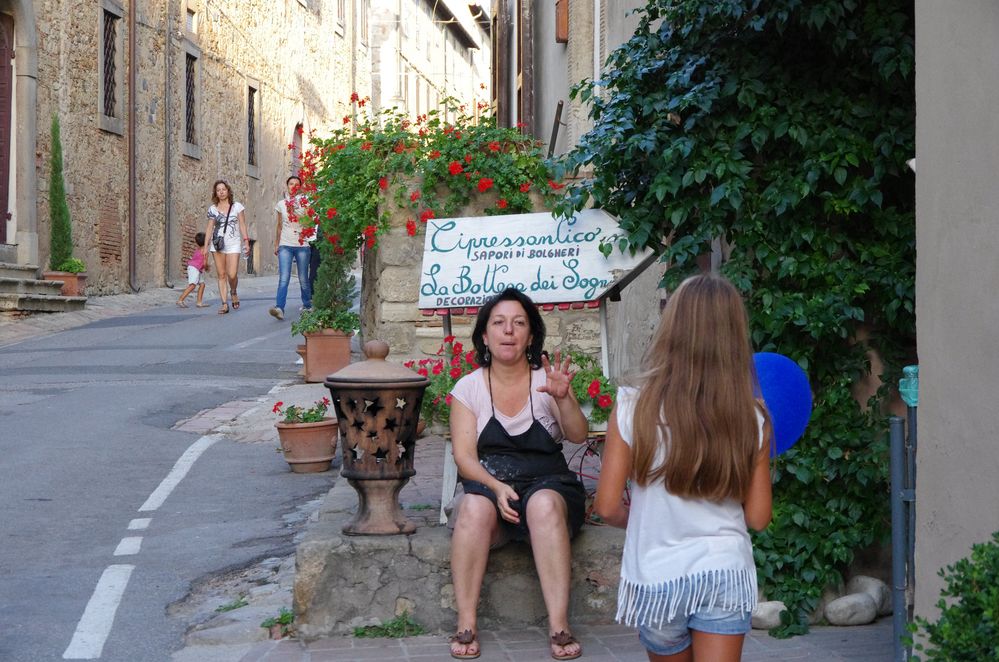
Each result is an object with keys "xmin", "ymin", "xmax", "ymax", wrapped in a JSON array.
[
  {"xmin": 218, "ymin": 303, "xmax": 229, "ymax": 315},
  {"xmin": 231, "ymin": 293, "xmax": 240, "ymax": 310},
  {"xmin": 550, "ymin": 630, "xmax": 581, "ymax": 661},
  {"xmin": 448, "ymin": 628, "xmax": 481, "ymax": 659}
]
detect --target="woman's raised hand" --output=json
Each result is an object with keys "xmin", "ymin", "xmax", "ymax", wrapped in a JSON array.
[{"xmin": 538, "ymin": 351, "xmax": 576, "ymax": 400}]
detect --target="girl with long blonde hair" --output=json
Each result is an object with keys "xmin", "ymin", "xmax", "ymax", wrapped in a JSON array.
[{"xmin": 595, "ymin": 274, "xmax": 773, "ymax": 662}]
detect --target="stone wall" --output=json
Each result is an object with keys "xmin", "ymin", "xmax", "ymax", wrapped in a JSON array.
[{"xmin": 30, "ymin": 0, "xmax": 369, "ymax": 293}]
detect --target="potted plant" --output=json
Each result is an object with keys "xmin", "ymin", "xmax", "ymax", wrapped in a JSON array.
[
  {"xmin": 403, "ymin": 335, "xmax": 479, "ymax": 434},
  {"xmin": 291, "ymin": 308, "xmax": 359, "ymax": 383},
  {"xmin": 566, "ymin": 349, "xmax": 616, "ymax": 432},
  {"xmin": 42, "ymin": 115, "xmax": 88, "ymax": 297},
  {"xmin": 273, "ymin": 397, "xmax": 338, "ymax": 472}
]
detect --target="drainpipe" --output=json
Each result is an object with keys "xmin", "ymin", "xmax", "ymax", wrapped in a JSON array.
[
  {"xmin": 593, "ymin": 0, "xmax": 600, "ymax": 85},
  {"xmin": 127, "ymin": 0, "xmax": 139, "ymax": 292},
  {"xmin": 163, "ymin": 1, "xmax": 174, "ymax": 288}
]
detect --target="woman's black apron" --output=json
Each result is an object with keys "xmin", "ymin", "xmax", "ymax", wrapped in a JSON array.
[{"xmin": 460, "ymin": 370, "xmax": 586, "ymax": 541}]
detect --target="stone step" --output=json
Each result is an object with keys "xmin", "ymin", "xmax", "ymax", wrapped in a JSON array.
[
  {"xmin": 0, "ymin": 262, "xmax": 40, "ymax": 279},
  {"xmin": 0, "ymin": 292, "xmax": 87, "ymax": 312},
  {"xmin": 0, "ymin": 277, "xmax": 65, "ymax": 296}
]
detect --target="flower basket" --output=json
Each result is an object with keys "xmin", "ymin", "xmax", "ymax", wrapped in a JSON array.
[{"xmin": 275, "ymin": 418, "xmax": 338, "ymax": 473}]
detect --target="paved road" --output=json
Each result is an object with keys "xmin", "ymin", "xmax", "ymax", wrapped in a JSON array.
[{"xmin": 0, "ymin": 277, "xmax": 331, "ymax": 662}]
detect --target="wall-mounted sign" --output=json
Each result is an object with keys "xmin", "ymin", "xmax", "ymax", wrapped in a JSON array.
[{"xmin": 418, "ymin": 209, "xmax": 655, "ymax": 308}]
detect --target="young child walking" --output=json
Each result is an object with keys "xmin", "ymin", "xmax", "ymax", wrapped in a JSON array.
[
  {"xmin": 595, "ymin": 274, "xmax": 773, "ymax": 662},
  {"xmin": 177, "ymin": 232, "xmax": 211, "ymax": 308}
]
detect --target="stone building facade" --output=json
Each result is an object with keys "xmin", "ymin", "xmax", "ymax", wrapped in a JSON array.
[
  {"xmin": 369, "ymin": 0, "xmax": 490, "ymax": 118},
  {"xmin": 493, "ymin": 0, "xmax": 661, "ymax": 378},
  {"xmin": 2, "ymin": 0, "xmax": 370, "ymax": 293}
]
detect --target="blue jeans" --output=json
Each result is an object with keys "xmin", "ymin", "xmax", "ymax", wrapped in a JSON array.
[{"xmin": 276, "ymin": 245, "xmax": 312, "ymax": 311}]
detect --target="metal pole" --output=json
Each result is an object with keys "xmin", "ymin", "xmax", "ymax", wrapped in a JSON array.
[
  {"xmin": 890, "ymin": 416, "xmax": 907, "ymax": 662},
  {"xmin": 905, "ymin": 403, "xmax": 918, "ymax": 624}
]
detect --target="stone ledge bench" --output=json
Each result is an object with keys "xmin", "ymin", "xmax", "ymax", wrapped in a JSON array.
[{"xmin": 293, "ymin": 435, "xmax": 625, "ymax": 640}]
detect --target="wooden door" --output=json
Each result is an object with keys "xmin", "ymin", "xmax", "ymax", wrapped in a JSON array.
[{"xmin": 0, "ymin": 13, "xmax": 13, "ymax": 244}]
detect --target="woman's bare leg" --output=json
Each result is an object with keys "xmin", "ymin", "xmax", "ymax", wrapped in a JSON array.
[
  {"xmin": 225, "ymin": 253, "xmax": 240, "ymax": 305},
  {"xmin": 688, "ymin": 630, "xmax": 744, "ymax": 662},
  {"xmin": 449, "ymin": 495, "xmax": 500, "ymax": 657},
  {"xmin": 525, "ymin": 490, "xmax": 580, "ymax": 660},
  {"xmin": 212, "ymin": 251, "xmax": 229, "ymax": 306}
]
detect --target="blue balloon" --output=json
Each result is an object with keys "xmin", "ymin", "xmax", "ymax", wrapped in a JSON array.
[{"xmin": 753, "ymin": 352, "xmax": 813, "ymax": 455}]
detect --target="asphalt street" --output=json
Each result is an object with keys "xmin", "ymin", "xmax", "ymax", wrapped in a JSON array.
[{"xmin": 0, "ymin": 277, "xmax": 330, "ymax": 662}]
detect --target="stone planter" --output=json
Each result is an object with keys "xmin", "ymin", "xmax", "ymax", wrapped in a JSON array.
[
  {"xmin": 42, "ymin": 271, "xmax": 87, "ymax": 297},
  {"xmin": 303, "ymin": 329, "xmax": 352, "ymax": 383},
  {"xmin": 275, "ymin": 417, "xmax": 338, "ymax": 473}
]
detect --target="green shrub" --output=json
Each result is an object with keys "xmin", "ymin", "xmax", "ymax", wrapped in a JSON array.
[
  {"xmin": 352, "ymin": 611, "xmax": 425, "ymax": 638},
  {"xmin": 49, "ymin": 114, "xmax": 74, "ymax": 271},
  {"xmin": 910, "ymin": 531, "xmax": 999, "ymax": 661},
  {"xmin": 558, "ymin": 0, "xmax": 915, "ymax": 632},
  {"xmin": 55, "ymin": 257, "xmax": 86, "ymax": 273}
]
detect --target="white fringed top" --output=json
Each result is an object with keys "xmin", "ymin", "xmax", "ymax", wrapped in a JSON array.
[{"xmin": 613, "ymin": 386, "xmax": 763, "ymax": 626}]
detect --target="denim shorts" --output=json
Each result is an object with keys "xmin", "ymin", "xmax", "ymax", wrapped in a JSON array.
[{"xmin": 634, "ymin": 573, "xmax": 753, "ymax": 656}]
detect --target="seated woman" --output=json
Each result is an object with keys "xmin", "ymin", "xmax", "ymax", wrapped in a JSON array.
[{"xmin": 447, "ymin": 287, "xmax": 588, "ymax": 661}]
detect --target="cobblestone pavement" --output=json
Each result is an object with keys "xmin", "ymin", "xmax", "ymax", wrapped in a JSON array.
[{"xmin": 241, "ymin": 619, "xmax": 893, "ymax": 661}]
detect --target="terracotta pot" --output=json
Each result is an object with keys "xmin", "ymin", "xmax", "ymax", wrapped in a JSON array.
[
  {"xmin": 303, "ymin": 329, "xmax": 352, "ymax": 383},
  {"xmin": 42, "ymin": 271, "xmax": 87, "ymax": 297},
  {"xmin": 275, "ymin": 417, "xmax": 338, "ymax": 473}
]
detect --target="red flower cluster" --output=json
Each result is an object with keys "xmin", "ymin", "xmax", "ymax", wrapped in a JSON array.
[
  {"xmin": 406, "ymin": 219, "xmax": 417, "ymax": 236},
  {"xmin": 404, "ymin": 336, "xmax": 479, "ymax": 427},
  {"xmin": 477, "ymin": 177, "xmax": 494, "ymax": 193},
  {"xmin": 448, "ymin": 161, "xmax": 463, "ymax": 175}
]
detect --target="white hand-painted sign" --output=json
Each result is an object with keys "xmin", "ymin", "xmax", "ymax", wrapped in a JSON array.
[{"xmin": 418, "ymin": 209, "xmax": 656, "ymax": 308}]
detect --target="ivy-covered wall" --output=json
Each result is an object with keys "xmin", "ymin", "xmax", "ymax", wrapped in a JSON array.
[{"xmin": 559, "ymin": 0, "xmax": 916, "ymax": 629}]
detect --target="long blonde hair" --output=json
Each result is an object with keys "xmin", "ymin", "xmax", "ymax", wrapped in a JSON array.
[{"xmin": 632, "ymin": 274, "xmax": 766, "ymax": 501}]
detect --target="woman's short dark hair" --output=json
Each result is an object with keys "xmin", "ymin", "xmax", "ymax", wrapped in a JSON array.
[
  {"xmin": 211, "ymin": 180, "xmax": 235, "ymax": 205},
  {"xmin": 471, "ymin": 287, "xmax": 546, "ymax": 369},
  {"xmin": 286, "ymin": 175, "xmax": 302, "ymax": 186}
]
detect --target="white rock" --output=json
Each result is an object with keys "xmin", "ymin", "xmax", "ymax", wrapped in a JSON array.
[
  {"xmin": 825, "ymin": 593, "xmax": 878, "ymax": 626},
  {"xmin": 846, "ymin": 575, "xmax": 892, "ymax": 616},
  {"xmin": 751, "ymin": 600, "xmax": 787, "ymax": 630}
]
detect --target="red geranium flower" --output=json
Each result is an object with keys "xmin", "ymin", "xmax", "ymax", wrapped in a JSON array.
[
  {"xmin": 448, "ymin": 161, "xmax": 463, "ymax": 175},
  {"xmin": 465, "ymin": 350, "xmax": 476, "ymax": 364},
  {"xmin": 519, "ymin": 182, "xmax": 531, "ymax": 193},
  {"xmin": 453, "ymin": 341, "xmax": 463, "ymax": 353},
  {"xmin": 417, "ymin": 367, "xmax": 428, "ymax": 377},
  {"xmin": 378, "ymin": 177, "xmax": 388, "ymax": 190},
  {"xmin": 432, "ymin": 363, "xmax": 443, "ymax": 375},
  {"xmin": 272, "ymin": 401, "xmax": 284, "ymax": 413},
  {"xmin": 597, "ymin": 394, "xmax": 613, "ymax": 409},
  {"xmin": 361, "ymin": 142, "xmax": 372, "ymax": 150},
  {"xmin": 410, "ymin": 190, "xmax": 421, "ymax": 202},
  {"xmin": 548, "ymin": 180, "xmax": 566, "ymax": 190},
  {"xmin": 451, "ymin": 356, "xmax": 461, "ymax": 367},
  {"xmin": 429, "ymin": 149, "xmax": 441, "ymax": 159},
  {"xmin": 477, "ymin": 177, "xmax": 494, "ymax": 193},
  {"xmin": 445, "ymin": 394, "xmax": 453, "ymax": 406},
  {"xmin": 405, "ymin": 219, "xmax": 416, "ymax": 236},
  {"xmin": 326, "ymin": 208, "xmax": 337, "ymax": 219},
  {"xmin": 450, "ymin": 367, "xmax": 462, "ymax": 379},
  {"xmin": 342, "ymin": 116, "xmax": 350, "ymax": 125},
  {"xmin": 443, "ymin": 335, "xmax": 456, "ymax": 343},
  {"xmin": 497, "ymin": 198, "xmax": 508, "ymax": 209},
  {"xmin": 419, "ymin": 209, "xmax": 435, "ymax": 223},
  {"xmin": 350, "ymin": 92, "xmax": 359, "ymax": 102},
  {"xmin": 464, "ymin": 154, "xmax": 473, "ymax": 163},
  {"xmin": 588, "ymin": 379, "xmax": 601, "ymax": 398},
  {"xmin": 488, "ymin": 141, "xmax": 500, "ymax": 152}
]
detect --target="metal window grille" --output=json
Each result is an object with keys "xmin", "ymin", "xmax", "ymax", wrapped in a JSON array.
[
  {"xmin": 247, "ymin": 87, "xmax": 257, "ymax": 166},
  {"xmin": 102, "ymin": 11, "xmax": 117, "ymax": 118},
  {"xmin": 185, "ymin": 54, "xmax": 196, "ymax": 144}
]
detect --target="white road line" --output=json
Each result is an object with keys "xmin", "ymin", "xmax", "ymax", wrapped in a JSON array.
[
  {"xmin": 127, "ymin": 518, "xmax": 151, "ymax": 530},
  {"xmin": 63, "ymin": 564, "xmax": 135, "ymax": 659},
  {"xmin": 230, "ymin": 328, "xmax": 288, "ymax": 350},
  {"xmin": 113, "ymin": 537, "xmax": 143, "ymax": 556},
  {"xmin": 138, "ymin": 435, "xmax": 219, "ymax": 512}
]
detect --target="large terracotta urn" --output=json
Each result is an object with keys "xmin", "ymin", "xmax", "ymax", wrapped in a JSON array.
[{"xmin": 324, "ymin": 340, "xmax": 429, "ymax": 535}]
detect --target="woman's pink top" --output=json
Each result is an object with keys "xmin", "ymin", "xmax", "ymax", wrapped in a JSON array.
[{"xmin": 450, "ymin": 368, "xmax": 564, "ymax": 441}]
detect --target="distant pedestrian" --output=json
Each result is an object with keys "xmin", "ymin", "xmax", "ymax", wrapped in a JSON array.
[
  {"xmin": 205, "ymin": 180, "xmax": 250, "ymax": 315},
  {"xmin": 269, "ymin": 175, "xmax": 313, "ymax": 321},
  {"xmin": 176, "ymin": 231, "xmax": 211, "ymax": 308},
  {"xmin": 594, "ymin": 274, "xmax": 773, "ymax": 662}
]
